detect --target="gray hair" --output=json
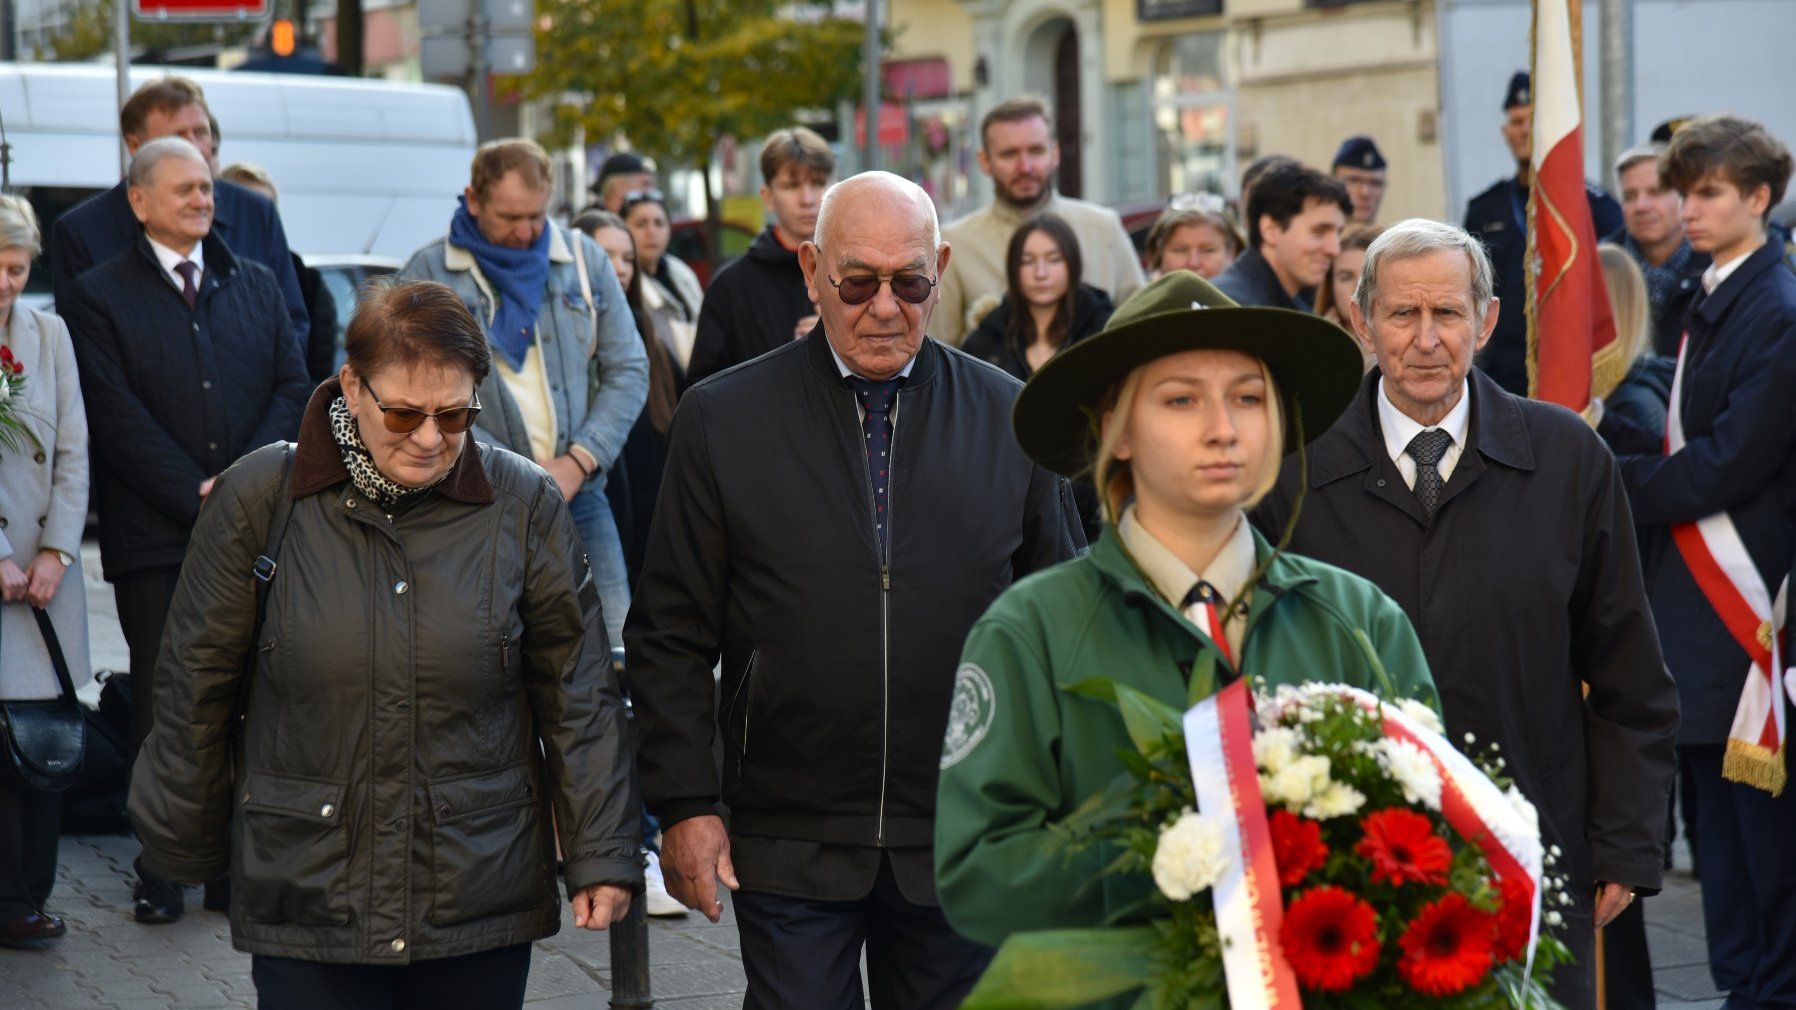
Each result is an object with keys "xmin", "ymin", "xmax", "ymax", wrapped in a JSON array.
[
  {"xmin": 1612, "ymin": 143, "xmax": 1665, "ymax": 188},
  {"xmin": 1354, "ymin": 218, "xmax": 1495, "ymax": 324},
  {"xmin": 128, "ymin": 136, "xmax": 208, "ymax": 190},
  {"xmin": 0, "ymin": 194, "xmax": 42, "ymax": 258},
  {"xmin": 813, "ymin": 170, "xmax": 942, "ymax": 256}
]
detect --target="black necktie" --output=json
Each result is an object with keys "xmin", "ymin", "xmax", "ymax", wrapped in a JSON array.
[
  {"xmin": 848, "ymin": 376, "xmax": 903, "ymax": 554},
  {"xmin": 174, "ymin": 260, "xmax": 199, "ymax": 311},
  {"xmin": 1406, "ymin": 429, "xmax": 1453, "ymax": 519}
]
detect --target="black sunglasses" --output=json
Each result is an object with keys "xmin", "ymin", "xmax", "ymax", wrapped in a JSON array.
[
  {"xmin": 621, "ymin": 188, "xmax": 665, "ymax": 210},
  {"xmin": 361, "ymin": 377, "xmax": 482, "ymax": 435},
  {"xmin": 828, "ymin": 272, "xmax": 938, "ymax": 306}
]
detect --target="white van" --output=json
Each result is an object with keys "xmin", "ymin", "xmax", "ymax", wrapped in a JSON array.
[{"xmin": 0, "ymin": 62, "xmax": 476, "ymax": 303}]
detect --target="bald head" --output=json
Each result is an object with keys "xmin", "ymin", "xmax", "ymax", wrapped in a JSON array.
[
  {"xmin": 128, "ymin": 136, "xmax": 209, "ymax": 190},
  {"xmin": 814, "ymin": 171, "xmax": 941, "ymax": 254}
]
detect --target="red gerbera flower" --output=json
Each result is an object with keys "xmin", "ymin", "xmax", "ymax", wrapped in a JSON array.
[
  {"xmin": 1279, "ymin": 885, "xmax": 1381, "ymax": 992},
  {"xmin": 1355, "ymin": 808, "xmax": 1452, "ymax": 887},
  {"xmin": 1398, "ymin": 892, "xmax": 1496, "ymax": 996},
  {"xmin": 1269, "ymin": 810, "xmax": 1329, "ymax": 888},
  {"xmin": 1491, "ymin": 875, "xmax": 1534, "ymax": 963}
]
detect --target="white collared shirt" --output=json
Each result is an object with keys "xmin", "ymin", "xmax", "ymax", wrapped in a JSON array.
[
  {"xmin": 147, "ymin": 236, "xmax": 205, "ymax": 296},
  {"xmin": 1700, "ymin": 245, "xmax": 1756, "ymax": 294},
  {"xmin": 828, "ymin": 340, "xmax": 918, "ymax": 423},
  {"xmin": 1377, "ymin": 377, "xmax": 1471, "ymax": 490},
  {"xmin": 1117, "ymin": 504, "xmax": 1256, "ymax": 660}
]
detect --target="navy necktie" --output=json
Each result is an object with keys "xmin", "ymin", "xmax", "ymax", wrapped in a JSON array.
[
  {"xmin": 848, "ymin": 376, "xmax": 903, "ymax": 554},
  {"xmin": 1406, "ymin": 428, "xmax": 1453, "ymax": 519},
  {"xmin": 174, "ymin": 260, "xmax": 199, "ymax": 311}
]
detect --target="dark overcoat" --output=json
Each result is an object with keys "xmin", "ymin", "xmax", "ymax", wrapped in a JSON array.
[{"xmin": 1254, "ymin": 368, "xmax": 1680, "ymax": 1007}]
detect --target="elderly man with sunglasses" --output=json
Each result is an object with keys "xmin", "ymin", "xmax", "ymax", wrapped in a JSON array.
[{"xmin": 625, "ymin": 171, "xmax": 1085, "ymax": 1010}]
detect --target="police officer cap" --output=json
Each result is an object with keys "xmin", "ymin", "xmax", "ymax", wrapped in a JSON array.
[
  {"xmin": 1332, "ymin": 135, "xmax": 1386, "ymax": 172},
  {"xmin": 1650, "ymin": 117, "xmax": 1695, "ymax": 144},
  {"xmin": 1503, "ymin": 71, "xmax": 1531, "ymax": 110}
]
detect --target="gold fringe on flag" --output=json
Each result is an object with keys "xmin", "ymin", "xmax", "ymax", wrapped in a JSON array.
[{"xmin": 1723, "ymin": 738, "xmax": 1787, "ymax": 796}]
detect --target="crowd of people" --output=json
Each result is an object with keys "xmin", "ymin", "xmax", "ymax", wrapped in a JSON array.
[{"xmin": 0, "ymin": 66, "xmax": 1792, "ymax": 1010}]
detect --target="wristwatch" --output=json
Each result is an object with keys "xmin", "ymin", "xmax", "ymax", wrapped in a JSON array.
[{"xmin": 52, "ymin": 549, "xmax": 72, "ymax": 567}]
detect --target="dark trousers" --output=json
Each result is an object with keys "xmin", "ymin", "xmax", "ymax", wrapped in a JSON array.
[
  {"xmin": 0, "ymin": 759, "xmax": 61, "ymax": 919},
  {"xmin": 113, "ymin": 566, "xmax": 183, "ymax": 751},
  {"xmin": 1685, "ymin": 744, "xmax": 1796, "ymax": 1009},
  {"xmin": 1602, "ymin": 897, "xmax": 1656, "ymax": 1009},
  {"xmin": 732, "ymin": 851, "xmax": 990, "ymax": 1010},
  {"xmin": 251, "ymin": 944, "xmax": 532, "ymax": 1010}
]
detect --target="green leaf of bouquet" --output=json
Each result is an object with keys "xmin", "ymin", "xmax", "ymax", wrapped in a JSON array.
[
  {"xmin": 1351, "ymin": 628, "xmax": 1399, "ymax": 699},
  {"xmin": 1063, "ymin": 677, "xmax": 1121, "ymax": 703},
  {"xmin": 959, "ymin": 928, "xmax": 1157, "ymax": 1009},
  {"xmin": 1115, "ymin": 684, "xmax": 1185, "ymax": 755},
  {"xmin": 1187, "ymin": 651, "xmax": 1219, "ymax": 705}
]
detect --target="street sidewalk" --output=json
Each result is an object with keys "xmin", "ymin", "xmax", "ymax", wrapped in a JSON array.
[{"xmin": 0, "ymin": 541, "xmax": 1726, "ymax": 1008}]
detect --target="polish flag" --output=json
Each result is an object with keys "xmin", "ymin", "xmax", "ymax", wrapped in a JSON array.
[{"xmin": 1527, "ymin": 0, "xmax": 1618, "ymax": 410}]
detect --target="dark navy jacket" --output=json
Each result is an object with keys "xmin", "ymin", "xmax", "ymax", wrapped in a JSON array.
[
  {"xmin": 59, "ymin": 233, "xmax": 312, "ymax": 579},
  {"xmin": 1212, "ymin": 245, "xmax": 1309, "ymax": 312},
  {"xmin": 1463, "ymin": 176, "xmax": 1622, "ymax": 395},
  {"xmin": 1611, "ymin": 239, "xmax": 1796, "ymax": 745},
  {"xmin": 51, "ymin": 178, "xmax": 310, "ymax": 348}
]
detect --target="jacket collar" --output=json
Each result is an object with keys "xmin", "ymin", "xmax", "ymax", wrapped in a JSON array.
[
  {"xmin": 134, "ymin": 230, "xmax": 241, "ymax": 285},
  {"xmin": 800, "ymin": 324, "xmax": 941, "ymax": 389},
  {"xmin": 1228, "ymin": 246, "xmax": 1307, "ymax": 311},
  {"xmin": 442, "ymin": 222, "xmax": 574, "ymax": 273},
  {"xmin": 1309, "ymin": 367, "xmax": 1534, "ymax": 486},
  {"xmin": 1693, "ymin": 238, "xmax": 1787, "ymax": 325},
  {"xmin": 747, "ymin": 226, "xmax": 802, "ymax": 266},
  {"xmin": 289, "ymin": 377, "xmax": 495, "ymax": 504}
]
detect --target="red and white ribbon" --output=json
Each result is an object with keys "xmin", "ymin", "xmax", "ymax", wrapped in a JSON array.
[{"xmin": 1184, "ymin": 680, "xmax": 1302, "ymax": 1010}]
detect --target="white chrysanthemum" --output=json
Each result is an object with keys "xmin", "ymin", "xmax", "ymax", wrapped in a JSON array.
[
  {"xmin": 1261, "ymin": 754, "xmax": 1333, "ymax": 809},
  {"xmin": 1303, "ymin": 780, "xmax": 1367, "ymax": 820},
  {"xmin": 1151, "ymin": 809, "xmax": 1228, "ymax": 901},
  {"xmin": 1252, "ymin": 726, "xmax": 1301, "ymax": 774},
  {"xmin": 1506, "ymin": 785, "xmax": 1541, "ymax": 838},
  {"xmin": 1374, "ymin": 737, "xmax": 1442, "ymax": 809},
  {"xmin": 1397, "ymin": 699, "xmax": 1445, "ymax": 736}
]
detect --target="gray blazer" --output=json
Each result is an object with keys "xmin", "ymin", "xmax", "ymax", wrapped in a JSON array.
[{"xmin": 0, "ymin": 306, "xmax": 92, "ymax": 700}]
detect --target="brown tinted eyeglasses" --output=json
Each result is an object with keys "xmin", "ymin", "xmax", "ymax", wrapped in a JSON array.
[
  {"xmin": 828, "ymin": 272, "xmax": 938, "ymax": 305},
  {"xmin": 361, "ymin": 377, "xmax": 482, "ymax": 434}
]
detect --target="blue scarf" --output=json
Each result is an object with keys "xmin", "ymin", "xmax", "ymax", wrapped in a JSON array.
[{"xmin": 449, "ymin": 195, "xmax": 550, "ymax": 371}]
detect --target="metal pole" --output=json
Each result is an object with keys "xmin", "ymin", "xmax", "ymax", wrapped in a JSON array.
[
  {"xmin": 1598, "ymin": 0, "xmax": 1632, "ymax": 174},
  {"xmin": 860, "ymin": 0, "xmax": 880, "ymax": 172},
  {"xmin": 607, "ymin": 645, "xmax": 654, "ymax": 1009},
  {"xmin": 469, "ymin": 13, "xmax": 490, "ymax": 141},
  {"xmin": 115, "ymin": 0, "xmax": 131, "ymax": 178}
]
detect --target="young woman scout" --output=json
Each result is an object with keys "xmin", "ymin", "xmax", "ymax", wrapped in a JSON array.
[{"xmin": 934, "ymin": 269, "xmax": 1438, "ymax": 949}]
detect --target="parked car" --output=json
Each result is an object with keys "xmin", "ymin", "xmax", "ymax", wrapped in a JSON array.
[{"xmin": 303, "ymin": 253, "xmax": 401, "ymax": 371}]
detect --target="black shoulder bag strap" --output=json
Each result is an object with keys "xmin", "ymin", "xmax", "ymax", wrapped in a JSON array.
[
  {"xmin": 29, "ymin": 605, "xmax": 80, "ymax": 710},
  {"xmin": 236, "ymin": 445, "xmax": 296, "ymax": 748}
]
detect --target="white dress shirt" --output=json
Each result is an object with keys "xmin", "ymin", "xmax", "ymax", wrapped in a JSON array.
[
  {"xmin": 1700, "ymin": 244, "xmax": 1755, "ymax": 294},
  {"xmin": 1377, "ymin": 376, "xmax": 1472, "ymax": 490},
  {"xmin": 146, "ymin": 236, "xmax": 205, "ymax": 296}
]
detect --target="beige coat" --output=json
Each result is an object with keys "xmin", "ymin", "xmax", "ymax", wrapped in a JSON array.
[{"xmin": 0, "ymin": 306, "xmax": 91, "ymax": 700}]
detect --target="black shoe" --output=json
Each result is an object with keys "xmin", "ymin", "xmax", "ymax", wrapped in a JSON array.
[
  {"xmin": 133, "ymin": 878, "xmax": 184, "ymax": 924},
  {"xmin": 0, "ymin": 911, "xmax": 66, "ymax": 949},
  {"xmin": 202, "ymin": 877, "xmax": 230, "ymax": 913}
]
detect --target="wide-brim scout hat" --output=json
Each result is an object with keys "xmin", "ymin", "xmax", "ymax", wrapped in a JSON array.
[{"xmin": 1012, "ymin": 270, "xmax": 1364, "ymax": 478}]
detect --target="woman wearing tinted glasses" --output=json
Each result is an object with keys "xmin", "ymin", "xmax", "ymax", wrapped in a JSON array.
[{"xmin": 128, "ymin": 280, "xmax": 642, "ymax": 1010}]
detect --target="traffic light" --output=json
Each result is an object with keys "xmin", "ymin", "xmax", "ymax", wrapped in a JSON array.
[{"xmin": 271, "ymin": 18, "xmax": 296, "ymax": 57}]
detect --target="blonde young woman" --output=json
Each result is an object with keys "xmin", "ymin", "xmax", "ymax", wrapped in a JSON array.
[{"xmin": 934, "ymin": 271, "xmax": 1437, "ymax": 954}]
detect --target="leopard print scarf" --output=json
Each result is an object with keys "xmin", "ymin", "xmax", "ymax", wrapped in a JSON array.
[{"xmin": 329, "ymin": 395, "xmax": 447, "ymax": 510}]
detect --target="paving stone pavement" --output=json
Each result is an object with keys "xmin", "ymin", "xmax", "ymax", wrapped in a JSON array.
[{"xmin": 0, "ymin": 540, "xmax": 1729, "ymax": 1008}]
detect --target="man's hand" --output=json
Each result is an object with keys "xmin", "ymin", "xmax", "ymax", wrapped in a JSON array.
[
  {"xmin": 1594, "ymin": 881, "xmax": 1634, "ymax": 929},
  {"xmin": 540, "ymin": 454, "xmax": 586, "ymax": 503},
  {"xmin": 24, "ymin": 551, "xmax": 68, "ymax": 609},
  {"xmin": 571, "ymin": 883, "xmax": 632, "ymax": 930},
  {"xmin": 0, "ymin": 558, "xmax": 27, "ymax": 602},
  {"xmin": 660, "ymin": 814, "xmax": 739, "ymax": 923},
  {"xmin": 793, "ymin": 314, "xmax": 819, "ymax": 342},
  {"xmin": 198, "ymin": 476, "xmax": 217, "ymax": 499}
]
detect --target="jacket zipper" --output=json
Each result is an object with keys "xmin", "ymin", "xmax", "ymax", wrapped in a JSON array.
[
  {"xmin": 870, "ymin": 391, "xmax": 898, "ymax": 846},
  {"xmin": 731, "ymin": 650, "xmax": 759, "ymax": 776}
]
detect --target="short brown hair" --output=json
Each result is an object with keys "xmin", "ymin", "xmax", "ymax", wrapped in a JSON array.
[
  {"xmin": 120, "ymin": 77, "xmax": 207, "ymax": 140},
  {"xmin": 1144, "ymin": 203, "xmax": 1244, "ymax": 270},
  {"xmin": 1661, "ymin": 115, "xmax": 1794, "ymax": 220},
  {"xmin": 469, "ymin": 139, "xmax": 553, "ymax": 202},
  {"xmin": 345, "ymin": 279, "xmax": 492, "ymax": 385},
  {"xmin": 980, "ymin": 96, "xmax": 1052, "ymax": 150},
  {"xmin": 760, "ymin": 126, "xmax": 834, "ymax": 186}
]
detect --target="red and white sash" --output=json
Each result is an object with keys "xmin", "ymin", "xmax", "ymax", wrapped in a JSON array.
[{"xmin": 1665, "ymin": 336, "xmax": 1791, "ymax": 796}]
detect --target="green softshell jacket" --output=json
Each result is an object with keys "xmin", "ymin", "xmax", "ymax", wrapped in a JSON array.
[{"xmin": 935, "ymin": 524, "xmax": 1438, "ymax": 950}]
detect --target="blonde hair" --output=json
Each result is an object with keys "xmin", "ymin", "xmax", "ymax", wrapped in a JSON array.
[
  {"xmin": 1091, "ymin": 356, "xmax": 1286, "ymax": 525},
  {"xmin": 219, "ymin": 161, "xmax": 277, "ymax": 201},
  {"xmin": 470, "ymin": 138, "xmax": 553, "ymax": 202},
  {"xmin": 0, "ymin": 194, "xmax": 42, "ymax": 257},
  {"xmin": 1598, "ymin": 243, "xmax": 1654, "ymax": 369}
]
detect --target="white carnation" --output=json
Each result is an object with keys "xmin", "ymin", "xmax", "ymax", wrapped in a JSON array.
[
  {"xmin": 1506, "ymin": 785, "xmax": 1541, "ymax": 837},
  {"xmin": 1152, "ymin": 809, "xmax": 1228, "ymax": 901},
  {"xmin": 1397, "ymin": 699, "xmax": 1445, "ymax": 736},
  {"xmin": 1303, "ymin": 780, "xmax": 1367, "ymax": 820},
  {"xmin": 1252, "ymin": 727, "xmax": 1302, "ymax": 774},
  {"xmin": 1374, "ymin": 737, "xmax": 1443, "ymax": 809},
  {"xmin": 1261, "ymin": 754, "xmax": 1333, "ymax": 809}
]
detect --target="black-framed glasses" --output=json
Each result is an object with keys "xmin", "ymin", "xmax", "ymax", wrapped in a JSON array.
[
  {"xmin": 828, "ymin": 272, "xmax": 938, "ymax": 305},
  {"xmin": 361, "ymin": 377, "xmax": 482, "ymax": 434},
  {"xmin": 621, "ymin": 188, "xmax": 665, "ymax": 211}
]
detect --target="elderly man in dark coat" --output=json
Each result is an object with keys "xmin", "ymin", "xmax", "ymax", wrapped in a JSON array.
[
  {"xmin": 58, "ymin": 137, "xmax": 311, "ymax": 927},
  {"xmin": 1253, "ymin": 218, "xmax": 1680, "ymax": 1010},
  {"xmin": 626, "ymin": 170, "xmax": 1084, "ymax": 1009}
]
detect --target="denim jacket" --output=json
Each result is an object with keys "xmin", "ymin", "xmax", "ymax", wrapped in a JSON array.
[{"xmin": 401, "ymin": 224, "xmax": 649, "ymax": 479}]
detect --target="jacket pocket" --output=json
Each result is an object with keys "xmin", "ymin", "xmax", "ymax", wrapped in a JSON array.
[
  {"xmin": 236, "ymin": 770, "xmax": 351, "ymax": 926},
  {"xmin": 426, "ymin": 763, "xmax": 551, "ymax": 927}
]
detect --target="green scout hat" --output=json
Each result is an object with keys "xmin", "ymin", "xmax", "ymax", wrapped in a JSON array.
[{"xmin": 1012, "ymin": 270, "xmax": 1364, "ymax": 478}]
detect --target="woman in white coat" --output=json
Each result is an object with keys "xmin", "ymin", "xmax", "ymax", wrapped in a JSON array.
[{"xmin": 0, "ymin": 194, "xmax": 92, "ymax": 949}]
